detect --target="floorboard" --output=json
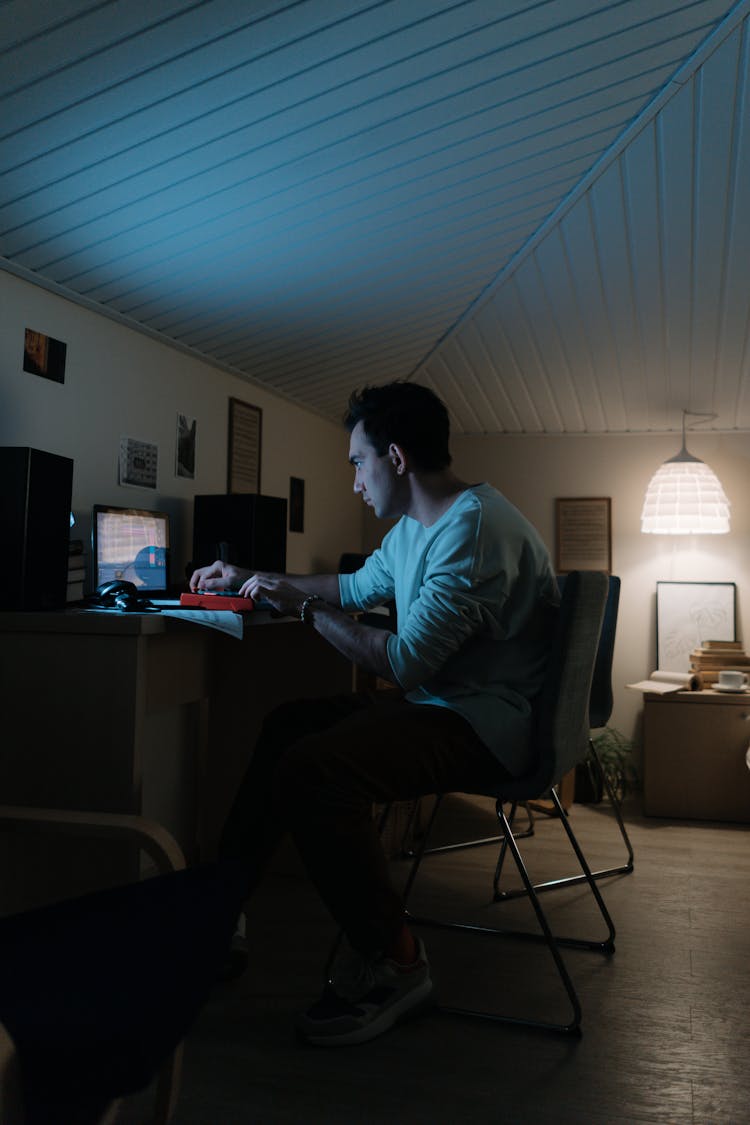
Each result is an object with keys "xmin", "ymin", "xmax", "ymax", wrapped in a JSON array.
[{"xmin": 128, "ymin": 796, "xmax": 750, "ymax": 1124}]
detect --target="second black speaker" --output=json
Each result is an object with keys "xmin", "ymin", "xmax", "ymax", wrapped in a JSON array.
[{"xmin": 192, "ymin": 494, "xmax": 287, "ymax": 574}]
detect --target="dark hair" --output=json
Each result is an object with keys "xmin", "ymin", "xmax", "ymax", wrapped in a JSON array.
[{"xmin": 344, "ymin": 381, "xmax": 452, "ymax": 471}]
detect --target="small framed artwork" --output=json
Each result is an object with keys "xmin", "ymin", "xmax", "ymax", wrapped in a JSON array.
[
  {"xmin": 656, "ymin": 581, "xmax": 736, "ymax": 672},
  {"xmin": 23, "ymin": 327, "xmax": 67, "ymax": 383},
  {"xmin": 119, "ymin": 436, "xmax": 158, "ymax": 490},
  {"xmin": 175, "ymin": 412, "xmax": 196, "ymax": 479},
  {"xmin": 555, "ymin": 497, "xmax": 611, "ymax": 574},
  {"xmin": 227, "ymin": 398, "xmax": 262, "ymax": 493}
]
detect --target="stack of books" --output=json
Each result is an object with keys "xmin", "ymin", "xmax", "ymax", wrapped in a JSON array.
[
  {"xmin": 67, "ymin": 538, "xmax": 86, "ymax": 603},
  {"xmin": 689, "ymin": 640, "xmax": 750, "ymax": 685}
]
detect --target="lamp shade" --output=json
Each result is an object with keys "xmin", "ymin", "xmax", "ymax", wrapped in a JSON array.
[{"xmin": 640, "ymin": 450, "xmax": 730, "ymax": 534}]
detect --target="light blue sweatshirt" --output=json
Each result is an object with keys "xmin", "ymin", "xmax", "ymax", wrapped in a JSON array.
[{"xmin": 338, "ymin": 484, "xmax": 558, "ymax": 776}]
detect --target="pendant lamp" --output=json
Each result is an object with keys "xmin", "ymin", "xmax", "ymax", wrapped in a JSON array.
[{"xmin": 640, "ymin": 411, "xmax": 730, "ymax": 534}]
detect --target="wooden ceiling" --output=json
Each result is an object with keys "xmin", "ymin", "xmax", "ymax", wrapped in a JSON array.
[{"xmin": 2, "ymin": 0, "xmax": 749, "ymax": 433}]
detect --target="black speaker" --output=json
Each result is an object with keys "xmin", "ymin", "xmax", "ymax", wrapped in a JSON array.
[
  {"xmin": 0, "ymin": 447, "xmax": 74, "ymax": 610},
  {"xmin": 192, "ymin": 494, "xmax": 287, "ymax": 574}
]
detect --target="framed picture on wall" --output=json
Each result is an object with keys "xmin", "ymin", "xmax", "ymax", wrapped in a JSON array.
[
  {"xmin": 555, "ymin": 497, "xmax": 611, "ymax": 573},
  {"xmin": 227, "ymin": 398, "xmax": 262, "ymax": 493},
  {"xmin": 656, "ymin": 581, "xmax": 736, "ymax": 672},
  {"xmin": 23, "ymin": 327, "xmax": 67, "ymax": 384}
]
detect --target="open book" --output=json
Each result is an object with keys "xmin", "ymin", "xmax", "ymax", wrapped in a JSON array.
[
  {"xmin": 626, "ymin": 670, "xmax": 703, "ymax": 694},
  {"xmin": 159, "ymin": 606, "xmax": 244, "ymax": 639}
]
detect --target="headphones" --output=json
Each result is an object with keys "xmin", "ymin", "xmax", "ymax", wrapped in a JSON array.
[{"xmin": 89, "ymin": 580, "xmax": 155, "ymax": 612}]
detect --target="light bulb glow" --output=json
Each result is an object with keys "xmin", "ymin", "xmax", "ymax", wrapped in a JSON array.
[{"xmin": 640, "ymin": 460, "xmax": 730, "ymax": 534}]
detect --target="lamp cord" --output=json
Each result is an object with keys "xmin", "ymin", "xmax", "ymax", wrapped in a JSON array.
[{"xmin": 679, "ymin": 409, "xmax": 718, "ymax": 457}]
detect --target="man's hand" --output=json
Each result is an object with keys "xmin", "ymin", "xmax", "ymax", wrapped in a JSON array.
[
  {"xmin": 240, "ymin": 572, "xmax": 394, "ymax": 682},
  {"xmin": 189, "ymin": 560, "xmax": 251, "ymax": 592},
  {"xmin": 237, "ymin": 573, "xmax": 307, "ymax": 616}
]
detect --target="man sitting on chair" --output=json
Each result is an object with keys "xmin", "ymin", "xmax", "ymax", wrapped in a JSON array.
[{"xmin": 190, "ymin": 380, "xmax": 558, "ymax": 1046}]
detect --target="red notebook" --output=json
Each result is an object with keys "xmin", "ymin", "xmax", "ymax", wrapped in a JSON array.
[{"xmin": 180, "ymin": 592, "xmax": 255, "ymax": 612}]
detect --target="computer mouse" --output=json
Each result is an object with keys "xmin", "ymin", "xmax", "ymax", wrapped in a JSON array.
[
  {"xmin": 91, "ymin": 580, "xmax": 152, "ymax": 611},
  {"xmin": 113, "ymin": 591, "xmax": 151, "ymax": 612},
  {"xmin": 96, "ymin": 579, "xmax": 139, "ymax": 600}
]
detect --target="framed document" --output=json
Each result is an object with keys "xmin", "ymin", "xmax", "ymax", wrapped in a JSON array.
[
  {"xmin": 227, "ymin": 398, "xmax": 262, "ymax": 493},
  {"xmin": 555, "ymin": 497, "xmax": 611, "ymax": 574}
]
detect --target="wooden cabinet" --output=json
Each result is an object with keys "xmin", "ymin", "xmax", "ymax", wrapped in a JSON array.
[{"xmin": 643, "ymin": 690, "xmax": 750, "ymax": 822}]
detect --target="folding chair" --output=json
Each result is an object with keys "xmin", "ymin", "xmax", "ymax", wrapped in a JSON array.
[
  {"xmin": 493, "ymin": 574, "xmax": 634, "ymax": 900},
  {"xmin": 400, "ymin": 570, "xmax": 614, "ymax": 1034}
]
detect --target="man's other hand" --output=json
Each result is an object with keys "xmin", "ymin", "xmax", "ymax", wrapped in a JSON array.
[
  {"xmin": 238, "ymin": 573, "xmax": 307, "ymax": 617},
  {"xmin": 189, "ymin": 560, "xmax": 251, "ymax": 592}
]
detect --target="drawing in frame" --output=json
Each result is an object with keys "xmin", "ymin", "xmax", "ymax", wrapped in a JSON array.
[
  {"xmin": 227, "ymin": 398, "xmax": 262, "ymax": 493},
  {"xmin": 555, "ymin": 497, "xmax": 611, "ymax": 574},
  {"xmin": 656, "ymin": 581, "xmax": 736, "ymax": 673}
]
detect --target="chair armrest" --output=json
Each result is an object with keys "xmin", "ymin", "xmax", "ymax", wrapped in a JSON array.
[{"xmin": 0, "ymin": 807, "xmax": 185, "ymax": 874}]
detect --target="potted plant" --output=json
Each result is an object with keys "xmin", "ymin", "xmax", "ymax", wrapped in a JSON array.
[{"xmin": 588, "ymin": 727, "xmax": 638, "ymax": 803}]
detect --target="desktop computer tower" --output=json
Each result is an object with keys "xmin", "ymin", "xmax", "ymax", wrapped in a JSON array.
[
  {"xmin": 192, "ymin": 494, "xmax": 287, "ymax": 574},
  {"xmin": 0, "ymin": 447, "xmax": 74, "ymax": 610}
]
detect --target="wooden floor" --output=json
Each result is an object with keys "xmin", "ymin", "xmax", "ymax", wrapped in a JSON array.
[{"xmin": 149, "ymin": 797, "xmax": 749, "ymax": 1125}]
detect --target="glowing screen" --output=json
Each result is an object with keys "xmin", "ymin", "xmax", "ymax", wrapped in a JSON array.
[{"xmin": 93, "ymin": 506, "xmax": 169, "ymax": 592}]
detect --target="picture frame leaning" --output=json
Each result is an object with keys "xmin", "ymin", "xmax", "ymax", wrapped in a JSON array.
[{"xmin": 656, "ymin": 581, "xmax": 736, "ymax": 673}]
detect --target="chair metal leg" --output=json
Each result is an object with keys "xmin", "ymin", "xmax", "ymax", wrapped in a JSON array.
[
  {"xmin": 400, "ymin": 796, "xmax": 534, "ymax": 859},
  {"xmin": 404, "ymin": 800, "xmax": 582, "ymax": 1034},
  {"xmin": 543, "ymin": 788, "xmax": 616, "ymax": 954},
  {"xmin": 493, "ymin": 741, "xmax": 634, "ymax": 901},
  {"xmin": 409, "ymin": 792, "xmax": 615, "ymax": 954},
  {"xmin": 490, "ymin": 799, "xmax": 526, "ymax": 892},
  {"xmin": 402, "ymin": 792, "xmax": 617, "ymax": 1034},
  {"xmin": 588, "ymin": 740, "xmax": 635, "ymax": 876},
  {"xmin": 327, "ymin": 784, "xmax": 615, "ymax": 1032}
]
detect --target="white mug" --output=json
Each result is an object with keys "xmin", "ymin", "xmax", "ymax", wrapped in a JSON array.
[{"xmin": 718, "ymin": 669, "xmax": 748, "ymax": 690}]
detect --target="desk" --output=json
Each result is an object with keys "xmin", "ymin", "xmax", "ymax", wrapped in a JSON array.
[
  {"xmin": 643, "ymin": 689, "xmax": 750, "ymax": 822},
  {"xmin": 0, "ymin": 608, "xmax": 352, "ymax": 910}
]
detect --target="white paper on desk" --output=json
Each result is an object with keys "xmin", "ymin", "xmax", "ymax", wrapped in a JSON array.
[
  {"xmin": 626, "ymin": 670, "xmax": 702, "ymax": 694},
  {"xmin": 160, "ymin": 608, "xmax": 244, "ymax": 639}
]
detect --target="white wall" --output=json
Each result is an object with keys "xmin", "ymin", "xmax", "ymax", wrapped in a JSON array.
[
  {"xmin": 0, "ymin": 271, "xmax": 363, "ymax": 581},
  {"xmin": 6, "ymin": 268, "xmax": 747, "ymax": 763},
  {"xmin": 452, "ymin": 430, "xmax": 750, "ymax": 759}
]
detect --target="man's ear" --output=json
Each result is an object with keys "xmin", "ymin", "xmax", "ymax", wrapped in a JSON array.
[{"xmin": 388, "ymin": 443, "xmax": 407, "ymax": 476}]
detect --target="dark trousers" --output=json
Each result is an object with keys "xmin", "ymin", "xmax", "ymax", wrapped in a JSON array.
[{"xmin": 219, "ymin": 692, "xmax": 510, "ymax": 956}]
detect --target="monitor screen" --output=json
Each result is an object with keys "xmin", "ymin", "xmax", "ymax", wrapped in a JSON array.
[{"xmin": 92, "ymin": 505, "xmax": 170, "ymax": 593}]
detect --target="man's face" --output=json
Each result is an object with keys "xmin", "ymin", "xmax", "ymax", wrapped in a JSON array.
[{"xmin": 348, "ymin": 420, "xmax": 401, "ymax": 519}]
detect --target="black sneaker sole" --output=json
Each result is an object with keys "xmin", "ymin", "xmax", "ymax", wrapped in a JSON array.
[{"xmin": 296, "ymin": 981, "xmax": 434, "ymax": 1047}]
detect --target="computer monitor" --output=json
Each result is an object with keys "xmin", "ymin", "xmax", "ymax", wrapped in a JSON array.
[{"xmin": 92, "ymin": 505, "xmax": 170, "ymax": 593}]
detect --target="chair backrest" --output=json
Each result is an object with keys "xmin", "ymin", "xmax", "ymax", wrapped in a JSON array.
[
  {"xmin": 500, "ymin": 570, "xmax": 608, "ymax": 802},
  {"xmin": 557, "ymin": 574, "xmax": 621, "ymax": 729}
]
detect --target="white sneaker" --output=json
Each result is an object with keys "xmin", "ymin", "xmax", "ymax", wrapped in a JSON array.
[{"xmin": 296, "ymin": 938, "xmax": 433, "ymax": 1046}]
